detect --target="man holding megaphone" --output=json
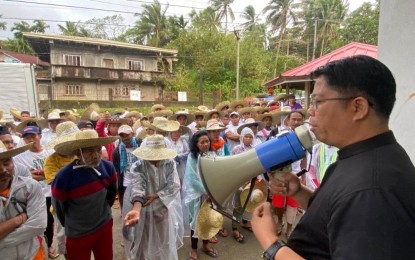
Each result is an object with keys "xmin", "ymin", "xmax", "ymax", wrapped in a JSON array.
[{"xmin": 251, "ymin": 56, "xmax": 415, "ymax": 259}]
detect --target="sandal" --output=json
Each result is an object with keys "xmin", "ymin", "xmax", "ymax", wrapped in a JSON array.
[
  {"xmin": 208, "ymin": 236, "xmax": 218, "ymax": 244},
  {"xmin": 218, "ymin": 228, "xmax": 228, "ymax": 237},
  {"xmin": 202, "ymin": 247, "xmax": 219, "ymax": 258},
  {"xmin": 189, "ymin": 253, "xmax": 199, "ymax": 260},
  {"xmin": 48, "ymin": 248, "xmax": 60, "ymax": 259},
  {"xmin": 233, "ymin": 231, "xmax": 244, "ymax": 243}
]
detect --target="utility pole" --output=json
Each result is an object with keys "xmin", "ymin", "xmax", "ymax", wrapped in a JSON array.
[
  {"xmin": 199, "ymin": 69, "xmax": 203, "ymax": 105},
  {"xmin": 234, "ymin": 30, "xmax": 240, "ymax": 100}
]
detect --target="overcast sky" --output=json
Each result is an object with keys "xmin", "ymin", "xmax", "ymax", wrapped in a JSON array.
[{"xmin": 0, "ymin": 0, "xmax": 375, "ymax": 39}]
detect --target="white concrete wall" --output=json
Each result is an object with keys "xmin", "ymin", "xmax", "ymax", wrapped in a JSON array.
[{"xmin": 378, "ymin": 0, "xmax": 415, "ymax": 162}]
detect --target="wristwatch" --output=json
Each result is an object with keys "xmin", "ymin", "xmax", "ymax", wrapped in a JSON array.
[{"xmin": 262, "ymin": 240, "xmax": 287, "ymax": 260}]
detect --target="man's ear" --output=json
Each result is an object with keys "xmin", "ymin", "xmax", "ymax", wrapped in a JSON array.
[{"xmin": 351, "ymin": 97, "xmax": 370, "ymax": 120}]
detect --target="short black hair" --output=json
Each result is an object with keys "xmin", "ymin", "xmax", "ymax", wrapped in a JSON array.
[
  {"xmin": 21, "ymin": 111, "xmax": 30, "ymax": 116},
  {"xmin": 0, "ymin": 125, "xmax": 10, "ymax": 135},
  {"xmin": 310, "ymin": 55, "xmax": 396, "ymax": 119},
  {"xmin": 287, "ymin": 110, "xmax": 305, "ymax": 120},
  {"xmin": 189, "ymin": 130, "xmax": 210, "ymax": 158}
]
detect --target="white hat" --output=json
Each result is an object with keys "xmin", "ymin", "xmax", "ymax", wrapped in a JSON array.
[
  {"xmin": 132, "ymin": 135, "xmax": 177, "ymax": 161},
  {"xmin": 237, "ymin": 118, "xmax": 264, "ymax": 134},
  {"xmin": 44, "ymin": 121, "xmax": 81, "ymax": 150},
  {"xmin": 143, "ymin": 117, "xmax": 180, "ymax": 132},
  {"xmin": 118, "ymin": 124, "xmax": 133, "ymax": 135},
  {"xmin": 205, "ymin": 119, "xmax": 226, "ymax": 131}
]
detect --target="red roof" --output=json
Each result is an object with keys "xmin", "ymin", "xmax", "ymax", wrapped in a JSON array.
[
  {"xmin": 0, "ymin": 49, "xmax": 50, "ymax": 67},
  {"xmin": 264, "ymin": 42, "xmax": 377, "ymax": 87}
]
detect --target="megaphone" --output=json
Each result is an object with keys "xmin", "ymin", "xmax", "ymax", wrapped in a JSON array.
[{"xmin": 199, "ymin": 125, "xmax": 313, "ymax": 215}]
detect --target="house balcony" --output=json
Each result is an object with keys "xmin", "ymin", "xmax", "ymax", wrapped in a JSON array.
[{"xmin": 51, "ymin": 65, "xmax": 173, "ymax": 82}]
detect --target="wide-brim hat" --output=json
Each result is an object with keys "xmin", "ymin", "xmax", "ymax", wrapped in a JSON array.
[
  {"xmin": 280, "ymin": 107, "xmax": 308, "ymax": 118},
  {"xmin": 215, "ymin": 101, "xmax": 231, "ymax": 111},
  {"xmin": 237, "ymin": 118, "xmax": 264, "ymax": 134},
  {"xmin": 254, "ymin": 107, "xmax": 270, "ymax": 114},
  {"xmin": 204, "ymin": 110, "xmax": 223, "ymax": 121},
  {"xmin": 54, "ymin": 129, "xmax": 118, "ymax": 156},
  {"xmin": 37, "ymin": 110, "xmax": 63, "ymax": 129},
  {"xmin": 105, "ymin": 117, "xmax": 129, "ymax": 125},
  {"xmin": 230, "ymin": 100, "xmax": 248, "ymax": 111},
  {"xmin": 256, "ymin": 112, "xmax": 281, "ymax": 126},
  {"xmin": 238, "ymin": 107, "xmax": 256, "ymax": 117},
  {"xmin": 169, "ymin": 111, "xmax": 195, "ymax": 125},
  {"xmin": 148, "ymin": 110, "xmax": 173, "ymax": 120},
  {"xmin": 44, "ymin": 121, "xmax": 81, "ymax": 150},
  {"xmin": 197, "ymin": 199, "xmax": 224, "ymax": 240},
  {"xmin": 132, "ymin": 134, "xmax": 177, "ymax": 160},
  {"xmin": 151, "ymin": 104, "xmax": 166, "ymax": 112},
  {"xmin": 197, "ymin": 105, "xmax": 210, "ymax": 112},
  {"xmin": 125, "ymin": 111, "xmax": 142, "ymax": 119},
  {"xmin": 274, "ymin": 93, "xmax": 288, "ymax": 102},
  {"xmin": 0, "ymin": 142, "xmax": 32, "ymax": 160},
  {"xmin": 240, "ymin": 179, "xmax": 268, "ymax": 213},
  {"xmin": 80, "ymin": 103, "xmax": 100, "ymax": 121},
  {"xmin": 9, "ymin": 108, "xmax": 21, "ymax": 119},
  {"xmin": 132, "ymin": 120, "xmax": 142, "ymax": 135},
  {"xmin": 191, "ymin": 110, "xmax": 208, "ymax": 119},
  {"xmin": 137, "ymin": 127, "xmax": 150, "ymax": 140},
  {"xmin": 15, "ymin": 119, "xmax": 43, "ymax": 133},
  {"xmin": 206, "ymin": 119, "xmax": 226, "ymax": 131},
  {"xmin": 143, "ymin": 117, "xmax": 180, "ymax": 132}
]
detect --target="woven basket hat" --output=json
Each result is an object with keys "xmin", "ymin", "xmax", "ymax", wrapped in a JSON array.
[
  {"xmin": 54, "ymin": 129, "xmax": 118, "ymax": 156},
  {"xmin": 44, "ymin": 121, "xmax": 81, "ymax": 150},
  {"xmin": 132, "ymin": 134, "xmax": 177, "ymax": 161},
  {"xmin": 0, "ymin": 141, "xmax": 32, "ymax": 160},
  {"xmin": 240, "ymin": 179, "xmax": 268, "ymax": 213},
  {"xmin": 237, "ymin": 118, "xmax": 264, "ymax": 134},
  {"xmin": 197, "ymin": 199, "xmax": 224, "ymax": 240}
]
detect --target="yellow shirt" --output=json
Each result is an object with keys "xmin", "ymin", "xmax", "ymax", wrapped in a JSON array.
[{"xmin": 43, "ymin": 152, "xmax": 75, "ymax": 184}]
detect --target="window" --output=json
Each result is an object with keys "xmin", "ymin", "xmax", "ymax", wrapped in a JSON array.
[
  {"xmin": 65, "ymin": 84, "xmax": 84, "ymax": 95},
  {"xmin": 128, "ymin": 60, "xmax": 143, "ymax": 71},
  {"xmin": 103, "ymin": 58, "xmax": 114, "ymax": 68},
  {"xmin": 64, "ymin": 55, "xmax": 81, "ymax": 66},
  {"xmin": 112, "ymin": 87, "xmax": 130, "ymax": 97}
]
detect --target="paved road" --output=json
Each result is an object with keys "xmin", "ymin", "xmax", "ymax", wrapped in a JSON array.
[{"xmin": 55, "ymin": 207, "xmax": 297, "ymax": 259}]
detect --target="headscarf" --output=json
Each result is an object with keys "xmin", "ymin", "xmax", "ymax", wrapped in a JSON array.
[{"xmin": 239, "ymin": 127, "xmax": 255, "ymax": 150}]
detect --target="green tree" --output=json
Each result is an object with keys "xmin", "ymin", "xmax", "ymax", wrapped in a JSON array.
[
  {"xmin": 209, "ymin": 0, "xmax": 235, "ymax": 34},
  {"xmin": 58, "ymin": 21, "xmax": 91, "ymax": 37},
  {"xmin": 79, "ymin": 15, "xmax": 127, "ymax": 40},
  {"xmin": 189, "ymin": 7, "xmax": 221, "ymax": 32},
  {"xmin": 6, "ymin": 20, "xmax": 49, "ymax": 53},
  {"xmin": 0, "ymin": 15, "xmax": 6, "ymax": 30},
  {"xmin": 125, "ymin": 0, "xmax": 170, "ymax": 47},
  {"xmin": 240, "ymin": 5, "xmax": 258, "ymax": 32},
  {"xmin": 339, "ymin": 1, "xmax": 379, "ymax": 45}
]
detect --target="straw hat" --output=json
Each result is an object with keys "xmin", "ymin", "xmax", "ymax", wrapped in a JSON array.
[
  {"xmin": 44, "ymin": 121, "xmax": 81, "ymax": 150},
  {"xmin": 0, "ymin": 141, "xmax": 32, "ymax": 160},
  {"xmin": 238, "ymin": 107, "xmax": 256, "ymax": 117},
  {"xmin": 125, "ymin": 111, "xmax": 142, "ymax": 119},
  {"xmin": 256, "ymin": 112, "xmax": 281, "ymax": 126},
  {"xmin": 237, "ymin": 118, "xmax": 264, "ymax": 134},
  {"xmin": 9, "ymin": 108, "xmax": 21, "ymax": 119},
  {"xmin": 205, "ymin": 119, "xmax": 226, "ymax": 131},
  {"xmin": 204, "ymin": 109, "xmax": 223, "ymax": 121},
  {"xmin": 229, "ymin": 100, "xmax": 248, "ymax": 111},
  {"xmin": 37, "ymin": 110, "xmax": 63, "ymax": 129},
  {"xmin": 137, "ymin": 127, "xmax": 151, "ymax": 140},
  {"xmin": 80, "ymin": 103, "xmax": 100, "ymax": 121},
  {"xmin": 132, "ymin": 134, "xmax": 177, "ymax": 161},
  {"xmin": 151, "ymin": 104, "xmax": 166, "ymax": 112},
  {"xmin": 54, "ymin": 129, "xmax": 118, "ymax": 156},
  {"xmin": 144, "ymin": 117, "xmax": 180, "ymax": 132},
  {"xmin": 240, "ymin": 179, "xmax": 268, "ymax": 213},
  {"xmin": 148, "ymin": 110, "xmax": 174, "ymax": 119},
  {"xmin": 191, "ymin": 110, "xmax": 207, "ymax": 119},
  {"xmin": 105, "ymin": 117, "xmax": 129, "ymax": 125},
  {"xmin": 169, "ymin": 110, "xmax": 195, "ymax": 125},
  {"xmin": 197, "ymin": 199, "xmax": 224, "ymax": 240},
  {"xmin": 274, "ymin": 93, "xmax": 288, "ymax": 102},
  {"xmin": 197, "ymin": 105, "xmax": 210, "ymax": 112},
  {"xmin": 15, "ymin": 119, "xmax": 42, "ymax": 133},
  {"xmin": 254, "ymin": 107, "xmax": 270, "ymax": 114},
  {"xmin": 214, "ymin": 101, "xmax": 230, "ymax": 111}
]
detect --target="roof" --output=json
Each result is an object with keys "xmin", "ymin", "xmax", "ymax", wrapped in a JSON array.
[
  {"xmin": 263, "ymin": 42, "xmax": 378, "ymax": 87},
  {"xmin": 23, "ymin": 32, "xmax": 178, "ymax": 62},
  {"xmin": 0, "ymin": 49, "xmax": 50, "ymax": 67}
]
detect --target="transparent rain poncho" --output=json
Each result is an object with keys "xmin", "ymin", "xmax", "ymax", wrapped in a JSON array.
[{"xmin": 122, "ymin": 159, "xmax": 184, "ymax": 260}]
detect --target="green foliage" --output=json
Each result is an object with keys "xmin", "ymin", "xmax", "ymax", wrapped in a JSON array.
[{"xmin": 0, "ymin": 14, "xmax": 6, "ymax": 31}]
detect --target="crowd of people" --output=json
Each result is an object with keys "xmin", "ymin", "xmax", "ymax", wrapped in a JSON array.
[{"xmin": 1, "ymin": 55, "xmax": 414, "ymax": 260}]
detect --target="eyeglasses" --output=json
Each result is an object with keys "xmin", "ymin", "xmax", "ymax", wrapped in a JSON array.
[{"xmin": 310, "ymin": 96, "xmax": 357, "ymax": 110}]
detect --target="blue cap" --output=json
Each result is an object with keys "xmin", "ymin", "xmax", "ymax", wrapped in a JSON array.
[{"xmin": 22, "ymin": 126, "xmax": 41, "ymax": 136}]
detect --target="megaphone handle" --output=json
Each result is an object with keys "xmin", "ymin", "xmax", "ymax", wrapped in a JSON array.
[{"xmin": 296, "ymin": 169, "xmax": 307, "ymax": 177}]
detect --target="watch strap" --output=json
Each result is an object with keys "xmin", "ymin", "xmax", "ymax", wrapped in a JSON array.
[{"xmin": 263, "ymin": 240, "xmax": 287, "ymax": 260}]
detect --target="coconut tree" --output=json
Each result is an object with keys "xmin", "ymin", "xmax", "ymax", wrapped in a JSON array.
[
  {"xmin": 209, "ymin": 0, "xmax": 235, "ymax": 34},
  {"xmin": 189, "ymin": 7, "xmax": 221, "ymax": 32},
  {"xmin": 240, "ymin": 5, "xmax": 258, "ymax": 32},
  {"xmin": 0, "ymin": 15, "xmax": 6, "ymax": 31}
]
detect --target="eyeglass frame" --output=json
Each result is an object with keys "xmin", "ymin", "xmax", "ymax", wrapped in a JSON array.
[{"xmin": 309, "ymin": 96, "xmax": 358, "ymax": 110}]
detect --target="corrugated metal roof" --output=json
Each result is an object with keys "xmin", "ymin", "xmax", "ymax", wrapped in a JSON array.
[
  {"xmin": 22, "ymin": 32, "xmax": 178, "ymax": 55},
  {"xmin": 264, "ymin": 42, "xmax": 378, "ymax": 87},
  {"xmin": 0, "ymin": 50, "xmax": 50, "ymax": 67}
]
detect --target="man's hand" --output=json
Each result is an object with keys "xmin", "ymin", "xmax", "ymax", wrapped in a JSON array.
[
  {"xmin": 143, "ymin": 194, "xmax": 158, "ymax": 206},
  {"xmin": 268, "ymin": 172, "xmax": 301, "ymax": 197},
  {"xmin": 124, "ymin": 210, "xmax": 140, "ymax": 227},
  {"xmin": 14, "ymin": 213, "xmax": 28, "ymax": 227},
  {"xmin": 252, "ymin": 202, "xmax": 279, "ymax": 250}
]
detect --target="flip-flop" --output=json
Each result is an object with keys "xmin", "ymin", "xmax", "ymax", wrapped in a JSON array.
[
  {"xmin": 218, "ymin": 228, "xmax": 228, "ymax": 237},
  {"xmin": 48, "ymin": 252, "xmax": 60, "ymax": 259},
  {"xmin": 233, "ymin": 231, "xmax": 244, "ymax": 243},
  {"xmin": 208, "ymin": 236, "xmax": 218, "ymax": 244},
  {"xmin": 202, "ymin": 247, "xmax": 219, "ymax": 258},
  {"xmin": 189, "ymin": 253, "xmax": 199, "ymax": 260}
]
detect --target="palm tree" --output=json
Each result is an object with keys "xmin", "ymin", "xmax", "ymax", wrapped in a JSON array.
[
  {"xmin": 240, "ymin": 5, "xmax": 257, "ymax": 32},
  {"xmin": 129, "ymin": 0, "xmax": 169, "ymax": 47},
  {"xmin": 189, "ymin": 7, "xmax": 221, "ymax": 32},
  {"xmin": 209, "ymin": 0, "xmax": 235, "ymax": 34}
]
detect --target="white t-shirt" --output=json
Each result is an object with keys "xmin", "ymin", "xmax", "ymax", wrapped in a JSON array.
[
  {"xmin": 225, "ymin": 123, "xmax": 241, "ymax": 152},
  {"xmin": 40, "ymin": 128, "xmax": 56, "ymax": 146}
]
